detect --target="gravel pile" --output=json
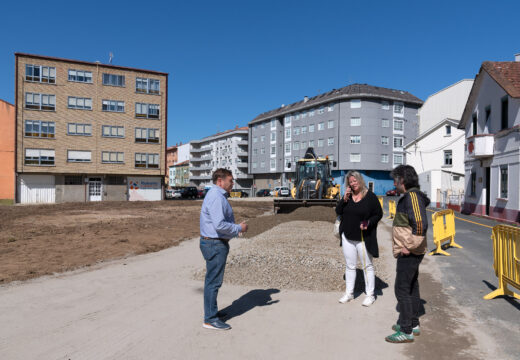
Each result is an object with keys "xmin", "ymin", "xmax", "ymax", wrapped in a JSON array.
[{"xmin": 195, "ymin": 219, "xmax": 391, "ymax": 293}]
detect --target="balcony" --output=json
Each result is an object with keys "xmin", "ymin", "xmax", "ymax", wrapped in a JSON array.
[
  {"xmin": 468, "ymin": 135, "xmax": 494, "ymax": 158},
  {"xmin": 237, "ymin": 140, "xmax": 248, "ymax": 146},
  {"xmin": 235, "ymin": 172, "xmax": 253, "ymax": 179},
  {"xmin": 191, "ymin": 146, "xmax": 212, "ymax": 153},
  {"xmin": 191, "ymin": 164, "xmax": 213, "ymax": 171},
  {"xmin": 190, "ymin": 174, "xmax": 211, "ymax": 180},
  {"xmin": 237, "ymin": 150, "xmax": 248, "ymax": 157},
  {"xmin": 237, "ymin": 162, "xmax": 248, "ymax": 168}
]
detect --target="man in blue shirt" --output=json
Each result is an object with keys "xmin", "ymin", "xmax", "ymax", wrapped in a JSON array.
[{"xmin": 200, "ymin": 168, "xmax": 248, "ymax": 330}]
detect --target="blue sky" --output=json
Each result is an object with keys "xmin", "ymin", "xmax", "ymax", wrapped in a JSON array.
[{"xmin": 1, "ymin": 0, "xmax": 518, "ymax": 146}]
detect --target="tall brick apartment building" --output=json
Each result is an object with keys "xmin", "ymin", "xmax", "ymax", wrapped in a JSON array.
[{"xmin": 15, "ymin": 53, "xmax": 168, "ymax": 203}]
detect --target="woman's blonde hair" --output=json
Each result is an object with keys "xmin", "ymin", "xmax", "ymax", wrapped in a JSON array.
[{"xmin": 346, "ymin": 170, "xmax": 368, "ymax": 197}]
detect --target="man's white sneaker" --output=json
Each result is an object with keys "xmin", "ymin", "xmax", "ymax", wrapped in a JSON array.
[
  {"xmin": 362, "ymin": 295, "xmax": 375, "ymax": 307},
  {"xmin": 339, "ymin": 293, "xmax": 354, "ymax": 303}
]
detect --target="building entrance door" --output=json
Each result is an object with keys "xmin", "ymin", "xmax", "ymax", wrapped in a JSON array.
[
  {"xmin": 485, "ymin": 167, "xmax": 490, "ymax": 216},
  {"xmin": 88, "ymin": 178, "xmax": 102, "ymax": 201},
  {"xmin": 368, "ymin": 181, "xmax": 374, "ymax": 193}
]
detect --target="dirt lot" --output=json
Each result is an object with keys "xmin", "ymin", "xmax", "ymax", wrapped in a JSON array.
[{"xmin": 0, "ymin": 200, "xmax": 273, "ymax": 284}]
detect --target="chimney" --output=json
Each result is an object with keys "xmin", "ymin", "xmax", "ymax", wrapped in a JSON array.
[
  {"xmin": 515, "ymin": 53, "xmax": 520, "ymax": 62},
  {"xmin": 304, "ymin": 96, "xmax": 309, "ymax": 103}
]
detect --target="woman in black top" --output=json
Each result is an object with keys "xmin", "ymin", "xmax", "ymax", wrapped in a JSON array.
[{"xmin": 336, "ymin": 170, "xmax": 383, "ymax": 306}]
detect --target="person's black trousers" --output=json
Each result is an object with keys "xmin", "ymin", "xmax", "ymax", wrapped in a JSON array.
[{"xmin": 395, "ymin": 253, "xmax": 424, "ymax": 334}]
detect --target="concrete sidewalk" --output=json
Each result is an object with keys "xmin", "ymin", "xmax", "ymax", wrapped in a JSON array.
[{"xmin": 0, "ymin": 220, "xmax": 500, "ymax": 359}]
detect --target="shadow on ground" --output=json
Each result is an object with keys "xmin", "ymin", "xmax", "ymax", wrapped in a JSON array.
[
  {"xmin": 482, "ymin": 280, "xmax": 520, "ymax": 310},
  {"xmin": 220, "ymin": 288, "xmax": 280, "ymax": 321}
]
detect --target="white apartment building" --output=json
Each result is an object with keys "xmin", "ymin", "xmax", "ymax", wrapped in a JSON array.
[{"xmin": 189, "ymin": 126, "xmax": 252, "ymax": 190}]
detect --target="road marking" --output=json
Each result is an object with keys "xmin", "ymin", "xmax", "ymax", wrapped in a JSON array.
[{"xmin": 426, "ymin": 209, "xmax": 494, "ymax": 229}]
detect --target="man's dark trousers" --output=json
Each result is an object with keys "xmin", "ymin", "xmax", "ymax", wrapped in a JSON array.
[
  {"xmin": 395, "ymin": 253, "xmax": 424, "ymax": 334},
  {"xmin": 200, "ymin": 238, "xmax": 229, "ymax": 323}
]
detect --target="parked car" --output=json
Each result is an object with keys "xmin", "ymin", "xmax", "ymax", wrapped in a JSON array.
[
  {"xmin": 181, "ymin": 186, "xmax": 199, "ymax": 199},
  {"xmin": 276, "ymin": 186, "xmax": 290, "ymax": 197},
  {"xmin": 198, "ymin": 189, "xmax": 205, "ymax": 198},
  {"xmin": 165, "ymin": 189, "xmax": 174, "ymax": 199},
  {"xmin": 386, "ymin": 188, "xmax": 397, "ymax": 196},
  {"xmin": 256, "ymin": 189, "xmax": 271, "ymax": 197},
  {"xmin": 232, "ymin": 189, "xmax": 249, "ymax": 198}
]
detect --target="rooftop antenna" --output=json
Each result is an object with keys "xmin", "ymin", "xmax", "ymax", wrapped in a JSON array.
[{"xmin": 109, "ymin": 52, "xmax": 114, "ymax": 64}]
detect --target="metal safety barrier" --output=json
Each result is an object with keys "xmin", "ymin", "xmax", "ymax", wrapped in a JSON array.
[
  {"xmin": 378, "ymin": 196, "xmax": 384, "ymax": 212},
  {"xmin": 429, "ymin": 209, "xmax": 462, "ymax": 256},
  {"xmin": 387, "ymin": 200, "xmax": 396, "ymax": 219},
  {"xmin": 230, "ymin": 191, "xmax": 241, "ymax": 198},
  {"xmin": 484, "ymin": 225, "xmax": 520, "ymax": 300}
]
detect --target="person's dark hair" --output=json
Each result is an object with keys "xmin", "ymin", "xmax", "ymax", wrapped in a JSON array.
[
  {"xmin": 390, "ymin": 165, "xmax": 419, "ymax": 190},
  {"xmin": 212, "ymin": 168, "xmax": 233, "ymax": 184}
]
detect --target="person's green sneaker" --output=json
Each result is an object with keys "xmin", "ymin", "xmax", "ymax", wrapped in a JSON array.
[
  {"xmin": 385, "ymin": 330, "xmax": 414, "ymax": 343},
  {"xmin": 392, "ymin": 324, "xmax": 420, "ymax": 336}
]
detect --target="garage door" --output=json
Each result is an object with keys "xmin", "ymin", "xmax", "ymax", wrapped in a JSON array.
[
  {"xmin": 127, "ymin": 177, "xmax": 162, "ymax": 201},
  {"xmin": 18, "ymin": 174, "xmax": 55, "ymax": 204}
]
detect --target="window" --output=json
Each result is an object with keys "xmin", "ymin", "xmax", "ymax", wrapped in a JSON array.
[
  {"xmin": 318, "ymin": 139, "xmax": 324, "ymax": 147},
  {"xmin": 500, "ymin": 166, "xmax": 508, "ymax": 198},
  {"xmin": 271, "ymin": 145, "xmax": 276, "ymax": 155},
  {"xmin": 67, "ymin": 150, "xmax": 91, "ymax": 162},
  {"xmin": 295, "ymin": 113, "xmax": 300, "ymax": 120},
  {"xmin": 393, "ymin": 136, "xmax": 403, "ymax": 149},
  {"xmin": 102, "ymin": 73, "xmax": 125, "ymax": 87},
  {"xmin": 350, "ymin": 135, "xmax": 361, "ymax": 144},
  {"xmin": 285, "ymin": 128, "xmax": 291, "ymax": 140},
  {"xmin": 350, "ymin": 99, "xmax": 361, "ymax": 108},
  {"xmin": 318, "ymin": 122, "xmax": 324, "ymax": 130},
  {"xmin": 253, "ymin": 137, "xmax": 258, "ymax": 143},
  {"xmin": 309, "ymin": 109, "xmax": 315, "ymax": 117},
  {"xmin": 261, "ymin": 147, "xmax": 265, "ymax": 154},
  {"xmin": 328, "ymin": 120, "xmax": 334, "ymax": 129},
  {"xmin": 445, "ymin": 125, "xmax": 451, "ymax": 135},
  {"xmin": 270, "ymin": 159, "xmax": 276, "ymax": 170},
  {"xmin": 393, "ymin": 102, "xmax": 404, "ymax": 116},
  {"xmin": 102, "ymin": 125, "xmax": 124, "ymax": 138},
  {"xmin": 394, "ymin": 119, "xmax": 404, "ymax": 132},
  {"xmin": 382, "ymin": 101, "xmax": 390, "ymax": 110},
  {"xmin": 470, "ymin": 172, "xmax": 476, "ymax": 196},
  {"xmin": 472, "ymin": 113, "xmax": 478, "ymax": 136},
  {"xmin": 328, "ymin": 103, "xmax": 335, "ymax": 112},
  {"xmin": 135, "ymin": 103, "xmax": 160, "ymax": 119},
  {"xmin": 444, "ymin": 150, "xmax": 452, "ymax": 166},
  {"xmin": 271, "ymin": 132, "xmax": 276, "ymax": 141},
  {"xmin": 25, "ymin": 93, "xmax": 55, "ymax": 111},
  {"xmin": 301, "ymin": 126, "xmax": 307, "ymax": 134},
  {"xmin": 25, "ymin": 64, "xmax": 56, "ymax": 84},
  {"xmin": 67, "ymin": 123, "xmax": 92, "ymax": 136},
  {"xmin": 302, "ymin": 111, "xmax": 307, "ymax": 118},
  {"xmin": 318, "ymin": 106, "xmax": 325, "ymax": 114},
  {"xmin": 301, "ymin": 141, "xmax": 307, "ymax": 149},
  {"xmin": 393, "ymin": 153, "xmax": 404, "ymax": 165},
  {"xmin": 68, "ymin": 96, "xmax": 92, "ymax": 110},
  {"xmin": 285, "ymin": 143, "xmax": 291, "ymax": 154},
  {"xmin": 102, "ymin": 100, "xmax": 125, "ymax": 112},
  {"xmin": 252, "ymin": 162, "xmax": 257, "ymax": 169},
  {"xmin": 261, "ymin": 135, "xmax": 265, "ymax": 142},
  {"xmin": 253, "ymin": 149, "xmax": 258, "ymax": 155},
  {"xmin": 285, "ymin": 158, "xmax": 291, "ymax": 169},
  {"xmin": 135, "ymin": 128, "xmax": 160, "ymax": 143},
  {"xmin": 350, "ymin": 153, "xmax": 361, "ymax": 162},
  {"xmin": 65, "ymin": 175, "xmax": 83, "ymax": 185},
  {"xmin": 381, "ymin": 136, "xmax": 389, "ymax": 145},
  {"xmin": 136, "ymin": 78, "xmax": 160, "ymax": 94},
  {"xmin": 327, "ymin": 137, "xmax": 334, "ymax": 146},
  {"xmin": 25, "ymin": 120, "xmax": 55, "ymax": 138},
  {"xmin": 24, "ymin": 148, "xmax": 55, "ymax": 166},
  {"xmin": 135, "ymin": 153, "xmax": 159, "ymax": 168},
  {"xmin": 102, "ymin": 151, "xmax": 125, "ymax": 164},
  {"xmin": 381, "ymin": 154, "xmax": 389, "ymax": 163},
  {"xmin": 271, "ymin": 119, "xmax": 276, "ymax": 129},
  {"xmin": 382, "ymin": 118, "xmax": 389, "ymax": 128},
  {"xmin": 261, "ymin": 123, "xmax": 265, "ymax": 128},
  {"xmin": 501, "ymin": 96, "xmax": 508, "ymax": 130},
  {"xmin": 294, "ymin": 127, "xmax": 300, "ymax": 135},
  {"xmin": 68, "ymin": 69, "xmax": 92, "ymax": 83},
  {"xmin": 260, "ymin": 161, "xmax": 265, "ymax": 168},
  {"xmin": 309, "ymin": 124, "xmax": 315, "ymax": 132},
  {"xmin": 293, "ymin": 142, "xmax": 300, "ymax": 150},
  {"xmin": 284, "ymin": 115, "xmax": 291, "ymax": 126},
  {"xmin": 328, "ymin": 155, "xmax": 334, "ymax": 161},
  {"xmin": 351, "ymin": 117, "xmax": 361, "ymax": 126},
  {"xmin": 309, "ymin": 140, "xmax": 314, "ymax": 147},
  {"xmin": 107, "ymin": 176, "xmax": 125, "ymax": 185},
  {"xmin": 485, "ymin": 107, "xmax": 491, "ymax": 131}
]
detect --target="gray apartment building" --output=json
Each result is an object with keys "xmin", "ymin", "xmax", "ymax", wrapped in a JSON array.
[{"xmin": 248, "ymin": 84, "xmax": 423, "ymax": 195}]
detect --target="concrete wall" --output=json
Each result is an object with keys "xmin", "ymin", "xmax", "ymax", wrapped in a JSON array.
[
  {"xmin": 0, "ymin": 100, "xmax": 15, "ymax": 201},
  {"xmin": 418, "ymin": 79, "xmax": 473, "ymax": 134},
  {"xmin": 55, "ymin": 175, "xmax": 86, "ymax": 202},
  {"xmin": 105, "ymin": 183, "xmax": 127, "ymax": 201}
]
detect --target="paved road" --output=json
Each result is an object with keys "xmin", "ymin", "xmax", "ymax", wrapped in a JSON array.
[{"xmin": 384, "ymin": 195, "xmax": 520, "ymax": 356}]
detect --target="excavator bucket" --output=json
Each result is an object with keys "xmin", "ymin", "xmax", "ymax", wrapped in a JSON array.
[{"xmin": 274, "ymin": 198, "xmax": 338, "ymax": 214}]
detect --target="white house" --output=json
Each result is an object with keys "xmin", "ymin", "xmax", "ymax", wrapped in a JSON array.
[
  {"xmin": 458, "ymin": 58, "xmax": 520, "ymax": 223},
  {"xmin": 405, "ymin": 118, "xmax": 465, "ymax": 208},
  {"xmin": 405, "ymin": 79, "xmax": 473, "ymax": 208}
]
